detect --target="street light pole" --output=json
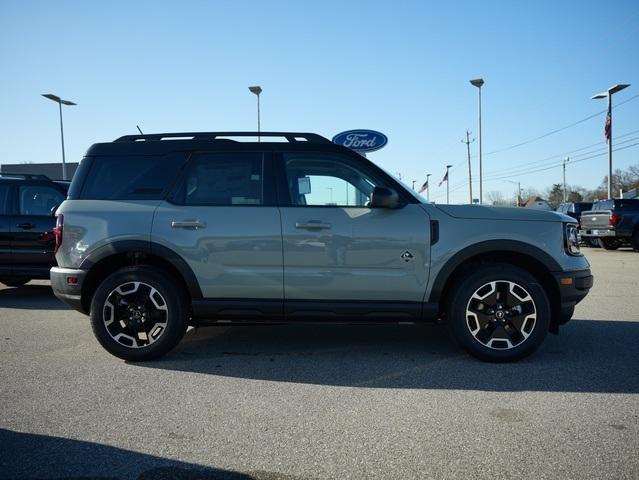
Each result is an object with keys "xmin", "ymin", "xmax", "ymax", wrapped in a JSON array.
[
  {"xmin": 563, "ymin": 156, "xmax": 570, "ymax": 202},
  {"xmin": 592, "ymin": 84, "xmax": 630, "ymax": 199},
  {"xmin": 470, "ymin": 78, "xmax": 484, "ymax": 204},
  {"xmin": 248, "ymin": 86, "xmax": 262, "ymax": 141},
  {"xmin": 42, "ymin": 94, "xmax": 76, "ymax": 180}
]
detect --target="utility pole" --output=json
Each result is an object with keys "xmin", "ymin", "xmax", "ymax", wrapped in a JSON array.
[
  {"xmin": 462, "ymin": 130, "xmax": 475, "ymax": 204},
  {"xmin": 412, "ymin": 180, "xmax": 416, "ymax": 190},
  {"xmin": 426, "ymin": 173, "xmax": 431, "ymax": 202},
  {"xmin": 563, "ymin": 156, "xmax": 570, "ymax": 202}
]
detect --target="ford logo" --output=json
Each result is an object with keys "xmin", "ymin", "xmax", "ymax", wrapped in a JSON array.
[{"xmin": 332, "ymin": 129, "xmax": 388, "ymax": 153}]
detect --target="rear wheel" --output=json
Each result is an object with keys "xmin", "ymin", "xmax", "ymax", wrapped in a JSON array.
[
  {"xmin": 597, "ymin": 238, "xmax": 620, "ymax": 250},
  {"xmin": 0, "ymin": 278, "xmax": 30, "ymax": 287},
  {"xmin": 446, "ymin": 264, "xmax": 550, "ymax": 362},
  {"xmin": 632, "ymin": 231, "xmax": 639, "ymax": 252},
  {"xmin": 90, "ymin": 266, "xmax": 188, "ymax": 361}
]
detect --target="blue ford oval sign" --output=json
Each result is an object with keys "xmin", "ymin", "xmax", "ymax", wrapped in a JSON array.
[{"xmin": 332, "ymin": 129, "xmax": 388, "ymax": 153}]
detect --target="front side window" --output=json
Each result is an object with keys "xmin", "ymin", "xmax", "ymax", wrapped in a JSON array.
[
  {"xmin": 18, "ymin": 185, "xmax": 65, "ymax": 216},
  {"xmin": 284, "ymin": 154, "xmax": 383, "ymax": 207},
  {"xmin": 175, "ymin": 152, "xmax": 263, "ymax": 206}
]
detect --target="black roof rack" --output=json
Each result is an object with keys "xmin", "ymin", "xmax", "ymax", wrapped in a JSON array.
[
  {"xmin": 114, "ymin": 132, "xmax": 332, "ymax": 144},
  {"xmin": 0, "ymin": 173, "xmax": 51, "ymax": 180}
]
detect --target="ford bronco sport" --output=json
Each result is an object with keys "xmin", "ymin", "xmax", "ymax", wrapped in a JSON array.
[{"xmin": 50, "ymin": 132, "xmax": 592, "ymax": 362}]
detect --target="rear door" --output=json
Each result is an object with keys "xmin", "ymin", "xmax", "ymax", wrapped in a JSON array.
[
  {"xmin": 0, "ymin": 184, "xmax": 12, "ymax": 276},
  {"xmin": 277, "ymin": 152, "xmax": 431, "ymax": 321},
  {"xmin": 152, "ymin": 150, "xmax": 284, "ymax": 318},
  {"xmin": 10, "ymin": 182, "xmax": 66, "ymax": 275}
]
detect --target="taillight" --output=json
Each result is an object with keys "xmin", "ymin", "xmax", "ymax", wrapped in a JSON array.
[
  {"xmin": 53, "ymin": 214, "xmax": 64, "ymax": 254},
  {"xmin": 609, "ymin": 212, "xmax": 621, "ymax": 227}
]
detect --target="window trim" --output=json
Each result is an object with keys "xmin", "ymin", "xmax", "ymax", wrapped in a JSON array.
[{"xmin": 166, "ymin": 150, "xmax": 277, "ymax": 207}]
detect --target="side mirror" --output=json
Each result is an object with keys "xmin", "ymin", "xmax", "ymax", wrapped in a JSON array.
[{"xmin": 370, "ymin": 186, "xmax": 403, "ymax": 209}]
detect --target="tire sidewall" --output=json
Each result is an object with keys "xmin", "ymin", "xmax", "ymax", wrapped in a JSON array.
[
  {"xmin": 90, "ymin": 266, "xmax": 188, "ymax": 361},
  {"xmin": 447, "ymin": 264, "xmax": 550, "ymax": 362}
]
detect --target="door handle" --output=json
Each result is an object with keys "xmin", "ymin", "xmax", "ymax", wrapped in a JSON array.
[
  {"xmin": 16, "ymin": 223, "xmax": 36, "ymax": 230},
  {"xmin": 171, "ymin": 220, "xmax": 206, "ymax": 229},
  {"xmin": 295, "ymin": 221, "xmax": 332, "ymax": 230}
]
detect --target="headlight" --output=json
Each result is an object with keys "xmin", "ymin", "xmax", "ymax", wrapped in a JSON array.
[{"xmin": 565, "ymin": 223, "xmax": 581, "ymax": 256}]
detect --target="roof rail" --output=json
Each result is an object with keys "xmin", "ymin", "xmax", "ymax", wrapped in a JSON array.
[
  {"xmin": 113, "ymin": 132, "xmax": 332, "ymax": 144},
  {"xmin": 0, "ymin": 172, "xmax": 51, "ymax": 180}
]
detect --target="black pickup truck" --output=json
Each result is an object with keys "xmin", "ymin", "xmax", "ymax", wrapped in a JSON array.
[
  {"xmin": 580, "ymin": 198, "xmax": 639, "ymax": 251},
  {"xmin": 0, "ymin": 173, "xmax": 69, "ymax": 286}
]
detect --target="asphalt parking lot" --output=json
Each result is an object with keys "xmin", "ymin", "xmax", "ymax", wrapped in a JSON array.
[{"xmin": 1, "ymin": 248, "xmax": 638, "ymax": 480}]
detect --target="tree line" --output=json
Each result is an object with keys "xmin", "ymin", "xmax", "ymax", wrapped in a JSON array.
[{"xmin": 487, "ymin": 164, "xmax": 639, "ymax": 208}]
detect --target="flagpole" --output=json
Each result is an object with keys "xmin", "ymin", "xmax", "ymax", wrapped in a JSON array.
[
  {"xmin": 607, "ymin": 94, "xmax": 612, "ymax": 200},
  {"xmin": 445, "ymin": 164, "xmax": 452, "ymax": 204}
]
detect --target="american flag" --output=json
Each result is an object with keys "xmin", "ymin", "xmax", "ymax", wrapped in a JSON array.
[
  {"xmin": 604, "ymin": 111, "xmax": 611, "ymax": 143},
  {"xmin": 438, "ymin": 170, "xmax": 449, "ymax": 187},
  {"xmin": 418, "ymin": 179, "xmax": 429, "ymax": 193}
]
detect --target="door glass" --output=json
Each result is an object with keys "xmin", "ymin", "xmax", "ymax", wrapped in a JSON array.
[
  {"xmin": 175, "ymin": 152, "xmax": 263, "ymax": 206},
  {"xmin": 18, "ymin": 185, "xmax": 65, "ymax": 216},
  {"xmin": 284, "ymin": 155, "xmax": 381, "ymax": 207}
]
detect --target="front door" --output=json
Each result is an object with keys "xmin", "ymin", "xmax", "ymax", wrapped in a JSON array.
[
  {"xmin": 278, "ymin": 152, "xmax": 431, "ymax": 321},
  {"xmin": 11, "ymin": 183, "xmax": 65, "ymax": 276},
  {"xmin": 152, "ymin": 151, "xmax": 283, "ymax": 319}
]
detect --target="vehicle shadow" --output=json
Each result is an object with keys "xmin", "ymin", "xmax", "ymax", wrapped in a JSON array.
[
  {"xmin": 0, "ymin": 284, "xmax": 69, "ymax": 310},
  {"xmin": 0, "ymin": 428, "xmax": 299, "ymax": 480},
  {"xmin": 136, "ymin": 319, "xmax": 639, "ymax": 394}
]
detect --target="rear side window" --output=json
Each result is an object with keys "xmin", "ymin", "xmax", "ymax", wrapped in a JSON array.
[
  {"xmin": 18, "ymin": 185, "xmax": 65, "ymax": 216},
  {"xmin": 0, "ymin": 185, "xmax": 10, "ymax": 214},
  {"xmin": 80, "ymin": 154, "xmax": 184, "ymax": 200},
  {"xmin": 173, "ymin": 152, "xmax": 264, "ymax": 206}
]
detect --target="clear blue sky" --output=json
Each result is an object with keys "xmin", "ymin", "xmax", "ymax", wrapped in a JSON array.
[{"xmin": 1, "ymin": 0, "xmax": 637, "ymax": 203}]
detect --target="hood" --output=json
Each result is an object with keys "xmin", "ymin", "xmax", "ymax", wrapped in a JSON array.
[{"xmin": 434, "ymin": 204, "xmax": 572, "ymax": 222}]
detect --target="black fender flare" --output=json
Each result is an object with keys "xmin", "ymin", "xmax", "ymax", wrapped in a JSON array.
[
  {"xmin": 79, "ymin": 240, "xmax": 202, "ymax": 299},
  {"xmin": 428, "ymin": 240, "xmax": 562, "ymax": 303}
]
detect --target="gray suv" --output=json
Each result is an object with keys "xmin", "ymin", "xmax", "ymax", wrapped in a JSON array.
[{"xmin": 51, "ymin": 132, "xmax": 592, "ymax": 362}]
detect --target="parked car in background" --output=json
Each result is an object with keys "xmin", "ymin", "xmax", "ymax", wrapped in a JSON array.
[
  {"xmin": 556, "ymin": 202, "xmax": 593, "ymax": 223},
  {"xmin": 580, "ymin": 199, "xmax": 639, "ymax": 251},
  {"xmin": 556, "ymin": 202, "xmax": 594, "ymax": 246},
  {"xmin": 0, "ymin": 174, "xmax": 69, "ymax": 286},
  {"xmin": 51, "ymin": 132, "xmax": 592, "ymax": 363}
]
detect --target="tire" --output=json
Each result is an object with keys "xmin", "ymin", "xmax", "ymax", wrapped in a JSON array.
[
  {"xmin": 597, "ymin": 238, "xmax": 620, "ymax": 250},
  {"xmin": 446, "ymin": 264, "xmax": 550, "ymax": 362},
  {"xmin": 632, "ymin": 231, "xmax": 639, "ymax": 252},
  {"xmin": 586, "ymin": 238, "xmax": 600, "ymax": 248},
  {"xmin": 1, "ymin": 278, "xmax": 30, "ymax": 287},
  {"xmin": 90, "ymin": 266, "xmax": 189, "ymax": 361}
]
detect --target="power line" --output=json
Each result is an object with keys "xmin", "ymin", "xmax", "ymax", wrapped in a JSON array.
[
  {"xmin": 431, "ymin": 141, "xmax": 639, "ymax": 201},
  {"xmin": 482, "ymin": 129, "xmax": 639, "ymax": 176},
  {"xmin": 481, "ymin": 92, "xmax": 639, "ymax": 156}
]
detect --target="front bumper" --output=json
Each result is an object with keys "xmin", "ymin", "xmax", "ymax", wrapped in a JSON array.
[
  {"xmin": 552, "ymin": 268, "xmax": 593, "ymax": 325},
  {"xmin": 579, "ymin": 228, "xmax": 615, "ymax": 237},
  {"xmin": 50, "ymin": 266, "xmax": 88, "ymax": 314}
]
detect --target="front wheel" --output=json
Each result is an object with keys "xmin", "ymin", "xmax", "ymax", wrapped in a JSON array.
[
  {"xmin": 90, "ymin": 266, "xmax": 188, "ymax": 361},
  {"xmin": 446, "ymin": 264, "xmax": 550, "ymax": 362}
]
